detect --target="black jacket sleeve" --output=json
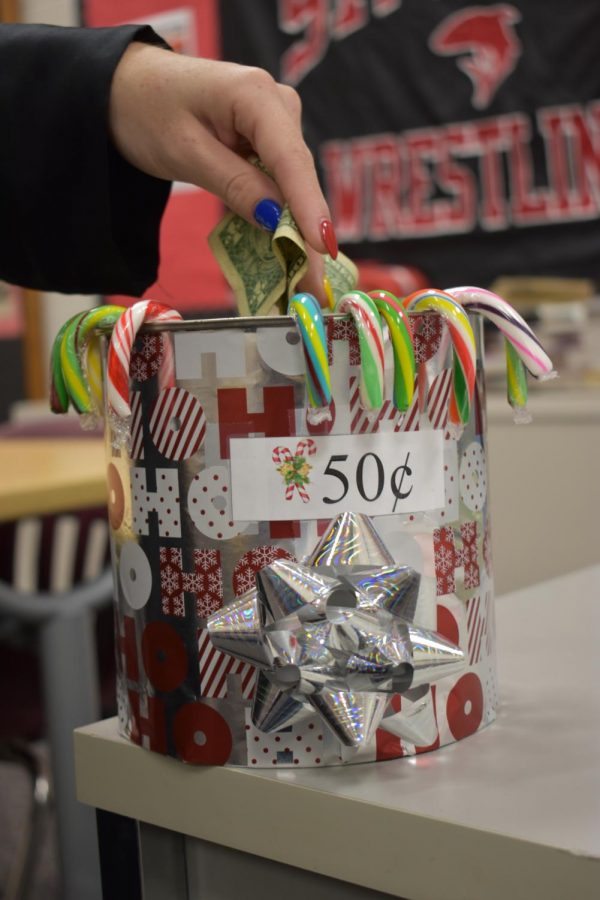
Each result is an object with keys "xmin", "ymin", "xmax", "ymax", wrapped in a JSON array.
[{"xmin": 0, "ymin": 24, "xmax": 172, "ymax": 296}]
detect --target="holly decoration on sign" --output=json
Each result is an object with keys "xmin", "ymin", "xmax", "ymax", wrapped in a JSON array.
[
  {"xmin": 278, "ymin": 454, "xmax": 311, "ymax": 487},
  {"xmin": 272, "ymin": 439, "xmax": 316, "ymax": 502}
]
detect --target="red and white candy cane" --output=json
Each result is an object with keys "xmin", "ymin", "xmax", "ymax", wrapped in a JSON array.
[
  {"xmin": 272, "ymin": 439, "xmax": 317, "ymax": 503},
  {"xmin": 335, "ymin": 291, "xmax": 385, "ymax": 411},
  {"xmin": 107, "ymin": 300, "xmax": 182, "ymax": 419}
]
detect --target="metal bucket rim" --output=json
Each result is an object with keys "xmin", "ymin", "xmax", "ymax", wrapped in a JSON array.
[{"xmin": 96, "ymin": 308, "xmax": 442, "ymax": 335}]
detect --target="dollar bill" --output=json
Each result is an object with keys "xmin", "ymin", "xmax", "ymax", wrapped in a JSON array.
[{"xmin": 209, "ymin": 205, "xmax": 357, "ymax": 317}]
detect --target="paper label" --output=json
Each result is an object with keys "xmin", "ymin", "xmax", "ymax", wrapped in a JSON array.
[{"xmin": 230, "ymin": 431, "xmax": 445, "ymax": 521}]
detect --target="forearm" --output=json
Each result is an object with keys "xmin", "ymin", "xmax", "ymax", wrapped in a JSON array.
[{"xmin": 0, "ymin": 24, "xmax": 171, "ymax": 295}]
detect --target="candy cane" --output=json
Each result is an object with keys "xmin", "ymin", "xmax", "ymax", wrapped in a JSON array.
[
  {"xmin": 446, "ymin": 285, "xmax": 555, "ymax": 423},
  {"xmin": 287, "ymin": 293, "xmax": 332, "ymax": 412},
  {"xmin": 272, "ymin": 440, "xmax": 316, "ymax": 503},
  {"xmin": 445, "ymin": 286, "xmax": 555, "ymax": 380},
  {"xmin": 59, "ymin": 305, "xmax": 125, "ymax": 414},
  {"xmin": 85, "ymin": 336, "xmax": 105, "ymax": 415},
  {"xmin": 403, "ymin": 289, "xmax": 476, "ymax": 426},
  {"xmin": 107, "ymin": 300, "xmax": 183, "ymax": 419},
  {"xmin": 335, "ymin": 291, "xmax": 385, "ymax": 411},
  {"xmin": 505, "ymin": 339, "xmax": 532, "ymax": 423},
  {"xmin": 50, "ymin": 313, "xmax": 83, "ymax": 414},
  {"xmin": 368, "ymin": 290, "xmax": 416, "ymax": 412}
]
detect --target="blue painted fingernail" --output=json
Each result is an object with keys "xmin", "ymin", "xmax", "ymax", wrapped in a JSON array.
[{"xmin": 253, "ymin": 198, "xmax": 282, "ymax": 232}]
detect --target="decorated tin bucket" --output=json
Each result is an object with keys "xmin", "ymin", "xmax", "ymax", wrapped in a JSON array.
[{"xmin": 105, "ymin": 309, "xmax": 497, "ymax": 768}]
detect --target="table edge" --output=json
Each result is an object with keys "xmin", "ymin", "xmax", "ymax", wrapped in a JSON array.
[{"xmin": 74, "ymin": 719, "xmax": 600, "ymax": 900}]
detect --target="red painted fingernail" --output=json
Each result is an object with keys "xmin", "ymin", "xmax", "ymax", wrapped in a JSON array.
[{"xmin": 320, "ymin": 218, "xmax": 338, "ymax": 259}]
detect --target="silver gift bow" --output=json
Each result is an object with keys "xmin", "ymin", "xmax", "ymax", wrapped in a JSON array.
[{"xmin": 208, "ymin": 513, "xmax": 465, "ymax": 749}]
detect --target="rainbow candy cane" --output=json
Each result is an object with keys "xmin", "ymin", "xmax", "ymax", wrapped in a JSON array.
[
  {"xmin": 287, "ymin": 293, "xmax": 332, "ymax": 418},
  {"xmin": 368, "ymin": 290, "xmax": 416, "ymax": 412},
  {"xmin": 404, "ymin": 289, "xmax": 476, "ymax": 427},
  {"xmin": 446, "ymin": 286, "xmax": 556, "ymax": 422},
  {"xmin": 504, "ymin": 340, "xmax": 530, "ymax": 423},
  {"xmin": 335, "ymin": 291, "xmax": 385, "ymax": 411},
  {"xmin": 107, "ymin": 300, "xmax": 183, "ymax": 421},
  {"xmin": 59, "ymin": 305, "xmax": 125, "ymax": 414},
  {"xmin": 50, "ymin": 313, "xmax": 84, "ymax": 414}
]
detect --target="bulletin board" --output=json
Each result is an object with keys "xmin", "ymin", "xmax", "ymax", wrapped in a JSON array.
[{"xmin": 82, "ymin": 0, "xmax": 231, "ymax": 313}]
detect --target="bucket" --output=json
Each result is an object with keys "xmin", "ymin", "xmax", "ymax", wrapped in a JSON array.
[{"xmin": 106, "ymin": 310, "xmax": 496, "ymax": 767}]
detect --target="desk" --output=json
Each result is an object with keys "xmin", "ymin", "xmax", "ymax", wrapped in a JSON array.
[
  {"xmin": 75, "ymin": 565, "xmax": 600, "ymax": 900},
  {"xmin": 0, "ymin": 438, "xmax": 106, "ymax": 521}
]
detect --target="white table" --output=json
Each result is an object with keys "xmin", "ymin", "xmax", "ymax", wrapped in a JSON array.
[{"xmin": 75, "ymin": 566, "xmax": 600, "ymax": 900}]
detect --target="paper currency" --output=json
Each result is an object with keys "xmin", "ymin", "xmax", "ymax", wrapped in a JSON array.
[{"xmin": 208, "ymin": 205, "xmax": 357, "ymax": 316}]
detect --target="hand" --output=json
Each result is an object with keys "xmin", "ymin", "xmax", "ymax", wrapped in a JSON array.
[{"xmin": 109, "ymin": 43, "xmax": 336, "ymax": 300}]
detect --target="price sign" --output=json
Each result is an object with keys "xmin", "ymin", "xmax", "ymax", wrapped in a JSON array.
[{"xmin": 230, "ymin": 432, "xmax": 446, "ymax": 521}]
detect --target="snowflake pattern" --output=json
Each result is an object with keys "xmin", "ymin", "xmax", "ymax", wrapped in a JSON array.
[
  {"xmin": 130, "ymin": 335, "xmax": 164, "ymax": 383},
  {"xmin": 464, "ymin": 566, "xmax": 480, "ymax": 591},
  {"xmin": 196, "ymin": 548, "xmax": 219, "ymax": 572},
  {"xmin": 130, "ymin": 355, "xmax": 150, "ymax": 382},
  {"xmin": 436, "ymin": 545, "xmax": 454, "ymax": 574},
  {"xmin": 207, "ymin": 571, "xmax": 224, "ymax": 597},
  {"xmin": 483, "ymin": 524, "xmax": 493, "ymax": 577},
  {"xmin": 434, "ymin": 523, "xmax": 480, "ymax": 596},
  {"xmin": 182, "ymin": 572, "xmax": 203, "ymax": 594},
  {"xmin": 234, "ymin": 565, "xmax": 258, "ymax": 596},
  {"xmin": 461, "ymin": 522, "xmax": 476, "ymax": 544},
  {"xmin": 196, "ymin": 592, "xmax": 221, "ymax": 618},
  {"xmin": 413, "ymin": 314, "xmax": 443, "ymax": 364},
  {"xmin": 233, "ymin": 546, "xmax": 295, "ymax": 597},
  {"xmin": 161, "ymin": 563, "xmax": 181, "ymax": 597},
  {"xmin": 328, "ymin": 317, "xmax": 360, "ymax": 365},
  {"xmin": 159, "ymin": 546, "xmax": 223, "ymax": 618},
  {"xmin": 251, "ymin": 546, "xmax": 282, "ymax": 569}
]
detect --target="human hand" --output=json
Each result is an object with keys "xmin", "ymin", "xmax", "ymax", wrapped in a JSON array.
[{"xmin": 109, "ymin": 43, "xmax": 336, "ymax": 301}]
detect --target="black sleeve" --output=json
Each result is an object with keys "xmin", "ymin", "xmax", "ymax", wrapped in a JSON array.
[{"xmin": 0, "ymin": 24, "xmax": 173, "ymax": 296}]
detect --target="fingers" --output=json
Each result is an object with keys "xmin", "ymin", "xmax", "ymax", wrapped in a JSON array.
[
  {"xmin": 110, "ymin": 48, "xmax": 338, "ymax": 254},
  {"xmin": 163, "ymin": 114, "xmax": 287, "ymax": 229},
  {"xmin": 297, "ymin": 247, "xmax": 327, "ymax": 306},
  {"xmin": 229, "ymin": 72, "xmax": 335, "ymax": 256}
]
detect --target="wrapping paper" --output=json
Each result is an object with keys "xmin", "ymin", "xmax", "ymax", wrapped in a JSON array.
[{"xmin": 107, "ymin": 312, "xmax": 497, "ymax": 767}]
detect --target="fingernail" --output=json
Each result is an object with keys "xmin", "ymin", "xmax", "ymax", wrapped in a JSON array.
[
  {"xmin": 253, "ymin": 198, "xmax": 282, "ymax": 232},
  {"xmin": 320, "ymin": 218, "xmax": 338, "ymax": 259},
  {"xmin": 323, "ymin": 276, "xmax": 335, "ymax": 310}
]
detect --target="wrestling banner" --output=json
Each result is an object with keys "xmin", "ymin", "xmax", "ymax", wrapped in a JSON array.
[{"xmin": 220, "ymin": 0, "xmax": 600, "ymax": 287}]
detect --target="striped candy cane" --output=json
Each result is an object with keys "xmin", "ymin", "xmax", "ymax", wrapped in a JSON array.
[
  {"xmin": 404, "ymin": 289, "xmax": 476, "ymax": 427},
  {"xmin": 272, "ymin": 439, "xmax": 317, "ymax": 503},
  {"xmin": 107, "ymin": 300, "xmax": 182, "ymax": 419},
  {"xmin": 335, "ymin": 291, "xmax": 385, "ymax": 412}
]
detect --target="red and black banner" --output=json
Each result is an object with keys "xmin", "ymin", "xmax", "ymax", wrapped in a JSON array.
[{"xmin": 220, "ymin": 1, "xmax": 600, "ymax": 288}]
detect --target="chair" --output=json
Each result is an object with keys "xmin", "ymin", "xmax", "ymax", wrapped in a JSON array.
[{"xmin": 0, "ymin": 417, "xmax": 114, "ymax": 900}]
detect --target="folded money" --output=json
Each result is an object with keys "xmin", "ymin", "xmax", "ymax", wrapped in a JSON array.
[{"xmin": 209, "ymin": 204, "xmax": 357, "ymax": 316}]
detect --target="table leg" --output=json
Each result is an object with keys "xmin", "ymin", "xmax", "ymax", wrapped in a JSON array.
[
  {"xmin": 96, "ymin": 810, "xmax": 142, "ymax": 900},
  {"xmin": 138, "ymin": 822, "xmax": 188, "ymax": 900}
]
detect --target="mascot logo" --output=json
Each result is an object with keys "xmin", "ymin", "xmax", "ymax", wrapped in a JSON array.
[{"xmin": 429, "ymin": 4, "xmax": 522, "ymax": 110}]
